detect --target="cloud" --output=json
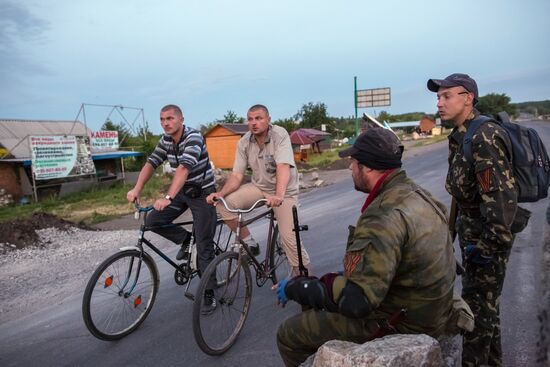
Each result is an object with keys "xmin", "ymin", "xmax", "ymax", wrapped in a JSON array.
[{"xmin": 0, "ymin": 1, "xmax": 50, "ymax": 81}]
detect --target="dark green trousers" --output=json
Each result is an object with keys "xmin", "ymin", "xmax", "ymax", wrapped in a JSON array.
[
  {"xmin": 461, "ymin": 248, "xmax": 511, "ymax": 367},
  {"xmin": 276, "ymin": 309, "xmax": 379, "ymax": 367}
]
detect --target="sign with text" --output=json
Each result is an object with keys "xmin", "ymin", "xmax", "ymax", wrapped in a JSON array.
[
  {"xmin": 357, "ymin": 87, "xmax": 391, "ymax": 108},
  {"xmin": 30, "ymin": 135, "xmax": 96, "ymax": 180},
  {"xmin": 90, "ymin": 130, "xmax": 119, "ymax": 152}
]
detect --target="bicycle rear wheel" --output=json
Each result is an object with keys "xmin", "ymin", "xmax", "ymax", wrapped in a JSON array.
[
  {"xmin": 82, "ymin": 250, "xmax": 159, "ymax": 340},
  {"xmin": 192, "ymin": 251, "xmax": 252, "ymax": 355},
  {"xmin": 270, "ymin": 227, "xmax": 291, "ymax": 285}
]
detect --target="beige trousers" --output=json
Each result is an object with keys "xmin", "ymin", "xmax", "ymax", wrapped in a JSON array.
[{"xmin": 217, "ymin": 183, "xmax": 310, "ymax": 268}]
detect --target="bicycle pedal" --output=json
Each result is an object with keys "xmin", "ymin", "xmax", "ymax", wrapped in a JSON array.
[{"xmin": 184, "ymin": 291, "xmax": 195, "ymax": 301}]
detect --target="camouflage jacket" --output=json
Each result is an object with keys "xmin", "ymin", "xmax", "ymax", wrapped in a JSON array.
[
  {"xmin": 446, "ymin": 112, "xmax": 517, "ymax": 255},
  {"xmin": 332, "ymin": 170, "xmax": 456, "ymax": 336}
]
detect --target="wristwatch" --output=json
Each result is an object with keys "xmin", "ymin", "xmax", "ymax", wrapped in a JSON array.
[{"xmin": 164, "ymin": 194, "xmax": 172, "ymax": 201}]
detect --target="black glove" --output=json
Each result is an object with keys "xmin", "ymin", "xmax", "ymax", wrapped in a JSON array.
[{"xmin": 284, "ymin": 276, "xmax": 337, "ymax": 312}]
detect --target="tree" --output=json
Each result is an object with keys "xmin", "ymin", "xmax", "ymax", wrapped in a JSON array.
[
  {"xmin": 273, "ymin": 118, "xmax": 298, "ymax": 133},
  {"xmin": 101, "ymin": 119, "xmax": 132, "ymax": 146},
  {"xmin": 199, "ymin": 122, "xmax": 217, "ymax": 135},
  {"xmin": 220, "ymin": 110, "xmax": 244, "ymax": 124},
  {"xmin": 294, "ymin": 102, "xmax": 332, "ymax": 131},
  {"xmin": 476, "ymin": 93, "xmax": 517, "ymax": 117}
]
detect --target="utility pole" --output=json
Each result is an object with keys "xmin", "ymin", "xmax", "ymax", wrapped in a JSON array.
[{"xmin": 354, "ymin": 76, "xmax": 359, "ymax": 137}]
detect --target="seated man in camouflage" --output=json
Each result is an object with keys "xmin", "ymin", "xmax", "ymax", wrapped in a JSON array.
[{"xmin": 275, "ymin": 128, "xmax": 458, "ymax": 367}]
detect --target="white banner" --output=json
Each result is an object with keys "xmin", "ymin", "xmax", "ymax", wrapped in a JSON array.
[
  {"xmin": 91, "ymin": 131, "xmax": 119, "ymax": 152},
  {"xmin": 30, "ymin": 135, "xmax": 96, "ymax": 180}
]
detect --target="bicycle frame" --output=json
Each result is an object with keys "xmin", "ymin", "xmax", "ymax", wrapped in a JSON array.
[
  {"xmin": 123, "ymin": 205, "xmax": 230, "ymax": 300},
  {"xmin": 218, "ymin": 198, "xmax": 282, "ymax": 284}
]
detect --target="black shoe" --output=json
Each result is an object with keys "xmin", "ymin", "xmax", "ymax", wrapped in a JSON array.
[
  {"xmin": 243, "ymin": 238, "xmax": 260, "ymax": 256},
  {"xmin": 248, "ymin": 243, "xmax": 260, "ymax": 257},
  {"xmin": 176, "ymin": 231, "xmax": 191, "ymax": 261},
  {"xmin": 202, "ymin": 289, "xmax": 217, "ymax": 315}
]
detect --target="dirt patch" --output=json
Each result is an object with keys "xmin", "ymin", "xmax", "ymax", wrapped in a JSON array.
[
  {"xmin": 0, "ymin": 213, "xmax": 94, "ymax": 250},
  {"xmin": 321, "ymin": 158, "xmax": 351, "ymax": 170}
]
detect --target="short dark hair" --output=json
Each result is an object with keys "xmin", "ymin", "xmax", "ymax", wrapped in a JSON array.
[
  {"xmin": 161, "ymin": 104, "xmax": 183, "ymax": 116},
  {"xmin": 248, "ymin": 104, "xmax": 269, "ymax": 116}
]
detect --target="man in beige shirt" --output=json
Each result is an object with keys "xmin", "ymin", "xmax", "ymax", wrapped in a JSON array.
[{"xmin": 207, "ymin": 104, "xmax": 311, "ymax": 276}]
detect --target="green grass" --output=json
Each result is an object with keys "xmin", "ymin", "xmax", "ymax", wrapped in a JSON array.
[
  {"xmin": 301, "ymin": 148, "xmax": 344, "ymax": 169},
  {"xmin": 411, "ymin": 133, "xmax": 449, "ymax": 147},
  {"xmin": 0, "ymin": 174, "xmax": 171, "ymax": 224}
]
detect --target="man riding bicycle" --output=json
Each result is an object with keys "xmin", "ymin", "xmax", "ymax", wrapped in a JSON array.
[
  {"xmin": 206, "ymin": 104, "xmax": 312, "ymax": 276},
  {"xmin": 127, "ymin": 104, "xmax": 217, "ymax": 312}
]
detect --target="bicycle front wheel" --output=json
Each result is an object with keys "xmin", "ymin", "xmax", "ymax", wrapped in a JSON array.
[
  {"xmin": 82, "ymin": 250, "xmax": 159, "ymax": 340},
  {"xmin": 192, "ymin": 251, "xmax": 252, "ymax": 355},
  {"xmin": 270, "ymin": 228, "xmax": 291, "ymax": 285}
]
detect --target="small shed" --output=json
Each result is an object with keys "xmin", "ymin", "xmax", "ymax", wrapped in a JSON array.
[
  {"xmin": 204, "ymin": 124, "xmax": 249, "ymax": 169},
  {"xmin": 290, "ymin": 128, "xmax": 331, "ymax": 162},
  {"xmin": 418, "ymin": 115, "xmax": 436, "ymax": 134}
]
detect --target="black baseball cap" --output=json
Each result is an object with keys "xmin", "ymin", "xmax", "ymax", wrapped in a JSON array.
[
  {"xmin": 339, "ymin": 128, "xmax": 403, "ymax": 170},
  {"xmin": 427, "ymin": 73, "xmax": 478, "ymax": 103}
]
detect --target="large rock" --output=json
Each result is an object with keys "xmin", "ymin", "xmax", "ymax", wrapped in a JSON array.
[{"xmin": 300, "ymin": 334, "xmax": 445, "ymax": 367}]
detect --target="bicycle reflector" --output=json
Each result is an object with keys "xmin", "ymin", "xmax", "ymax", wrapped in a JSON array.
[
  {"xmin": 104, "ymin": 275, "xmax": 113, "ymax": 288},
  {"xmin": 134, "ymin": 295, "xmax": 142, "ymax": 308}
]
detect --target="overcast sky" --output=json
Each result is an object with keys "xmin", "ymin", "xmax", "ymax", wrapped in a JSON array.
[{"xmin": 1, "ymin": 0, "xmax": 549, "ymax": 134}]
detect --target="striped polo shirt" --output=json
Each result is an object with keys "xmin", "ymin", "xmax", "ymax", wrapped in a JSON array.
[{"xmin": 147, "ymin": 125, "xmax": 215, "ymax": 190}]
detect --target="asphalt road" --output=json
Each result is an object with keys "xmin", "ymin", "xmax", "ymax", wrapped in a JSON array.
[{"xmin": 1, "ymin": 120, "xmax": 548, "ymax": 367}]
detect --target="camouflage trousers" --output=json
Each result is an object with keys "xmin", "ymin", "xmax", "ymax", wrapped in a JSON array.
[
  {"xmin": 276, "ymin": 309, "xmax": 379, "ymax": 367},
  {"xmin": 460, "ymin": 244, "xmax": 512, "ymax": 367}
]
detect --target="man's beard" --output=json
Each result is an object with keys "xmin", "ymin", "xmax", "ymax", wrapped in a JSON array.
[{"xmin": 354, "ymin": 182, "xmax": 369, "ymax": 193}]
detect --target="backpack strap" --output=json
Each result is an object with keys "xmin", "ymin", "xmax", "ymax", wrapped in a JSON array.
[{"xmin": 462, "ymin": 115, "xmax": 495, "ymax": 163}]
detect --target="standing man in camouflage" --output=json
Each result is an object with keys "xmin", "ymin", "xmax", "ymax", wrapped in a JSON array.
[
  {"xmin": 275, "ymin": 128, "xmax": 457, "ymax": 367},
  {"xmin": 427, "ymin": 73, "xmax": 518, "ymax": 366}
]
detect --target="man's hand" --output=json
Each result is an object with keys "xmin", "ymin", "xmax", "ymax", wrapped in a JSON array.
[
  {"xmin": 206, "ymin": 192, "xmax": 223, "ymax": 205},
  {"xmin": 127, "ymin": 189, "xmax": 139, "ymax": 203},
  {"xmin": 273, "ymin": 277, "xmax": 291, "ymax": 307},
  {"xmin": 283, "ymin": 276, "xmax": 338, "ymax": 311},
  {"xmin": 464, "ymin": 243, "xmax": 493, "ymax": 267},
  {"xmin": 265, "ymin": 195, "xmax": 284, "ymax": 207},
  {"xmin": 154, "ymin": 197, "xmax": 171, "ymax": 211}
]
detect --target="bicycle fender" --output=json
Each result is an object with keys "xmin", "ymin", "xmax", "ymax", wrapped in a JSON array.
[{"xmin": 119, "ymin": 246, "xmax": 140, "ymax": 252}]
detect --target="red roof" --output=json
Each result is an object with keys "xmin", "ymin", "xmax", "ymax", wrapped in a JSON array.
[{"xmin": 289, "ymin": 128, "xmax": 330, "ymax": 145}]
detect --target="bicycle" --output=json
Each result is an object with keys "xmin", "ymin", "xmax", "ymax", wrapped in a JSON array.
[
  {"xmin": 192, "ymin": 197, "xmax": 304, "ymax": 355},
  {"xmin": 82, "ymin": 203, "xmax": 233, "ymax": 341}
]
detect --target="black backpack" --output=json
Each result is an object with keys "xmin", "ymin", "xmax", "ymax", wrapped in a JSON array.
[{"xmin": 463, "ymin": 111, "xmax": 550, "ymax": 203}]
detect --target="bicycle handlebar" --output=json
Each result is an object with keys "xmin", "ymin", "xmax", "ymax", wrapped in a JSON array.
[
  {"xmin": 215, "ymin": 197, "xmax": 268, "ymax": 214},
  {"xmin": 134, "ymin": 201, "xmax": 154, "ymax": 213}
]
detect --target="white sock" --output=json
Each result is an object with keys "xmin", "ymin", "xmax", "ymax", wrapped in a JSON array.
[{"xmin": 242, "ymin": 235, "xmax": 254, "ymax": 244}]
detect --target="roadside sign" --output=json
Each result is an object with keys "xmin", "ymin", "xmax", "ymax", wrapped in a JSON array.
[
  {"xmin": 356, "ymin": 87, "xmax": 391, "ymax": 108},
  {"xmin": 30, "ymin": 135, "xmax": 96, "ymax": 180},
  {"xmin": 91, "ymin": 130, "xmax": 119, "ymax": 152}
]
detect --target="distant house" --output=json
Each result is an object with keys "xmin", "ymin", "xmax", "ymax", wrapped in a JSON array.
[
  {"xmin": 0, "ymin": 119, "xmax": 142, "ymax": 202},
  {"xmin": 418, "ymin": 115, "xmax": 436, "ymax": 134},
  {"xmin": 204, "ymin": 123, "xmax": 249, "ymax": 169},
  {"xmin": 289, "ymin": 128, "xmax": 331, "ymax": 162}
]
